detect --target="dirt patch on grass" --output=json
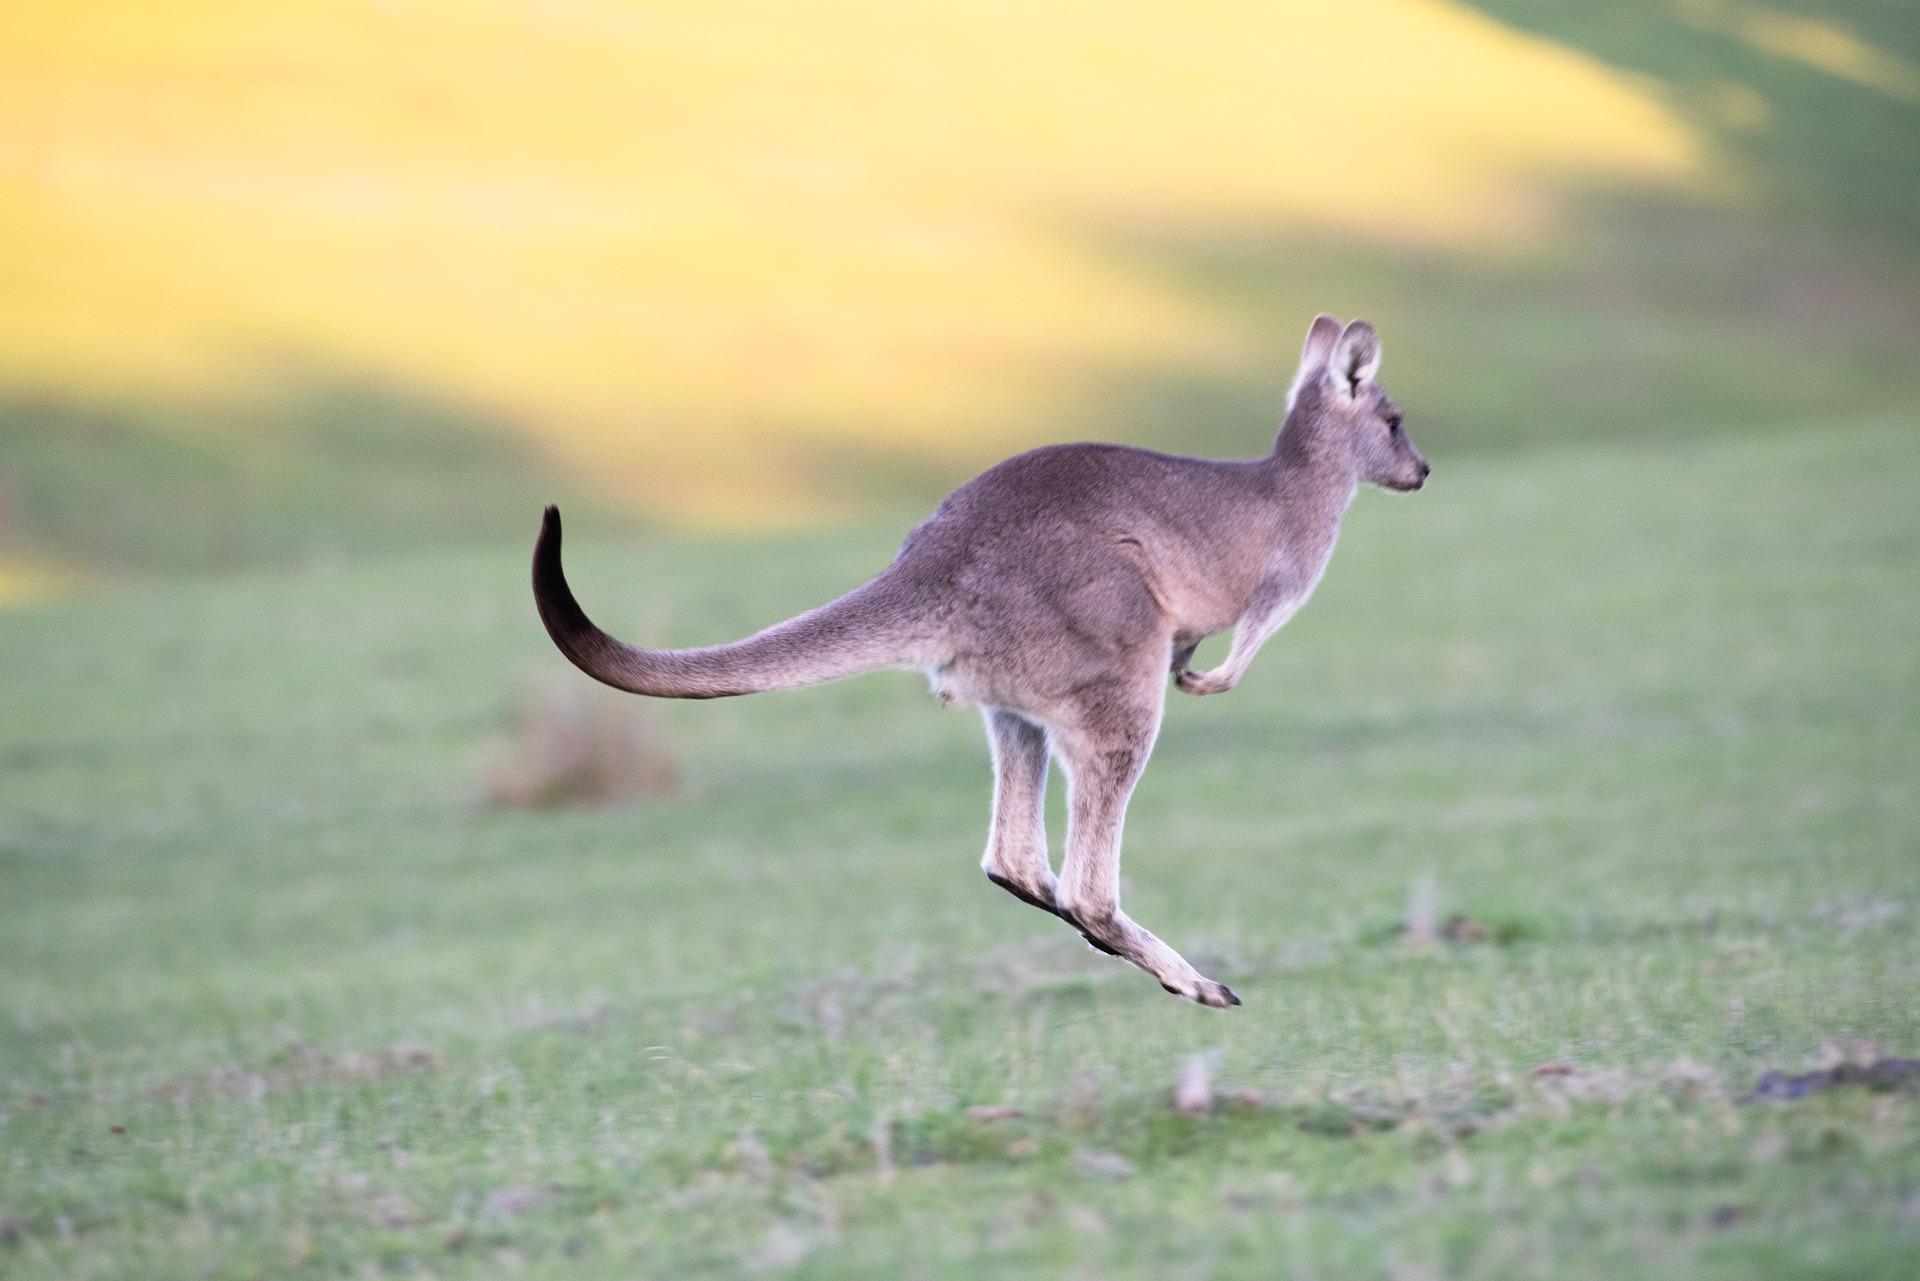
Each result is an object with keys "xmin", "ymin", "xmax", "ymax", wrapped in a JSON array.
[
  {"xmin": 145, "ymin": 1042, "xmax": 440, "ymax": 1103},
  {"xmin": 485, "ymin": 676, "xmax": 681, "ymax": 809},
  {"xmin": 1365, "ymin": 877, "xmax": 1538, "ymax": 948},
  {"xmin": 740, "ymin": 1067, "xmax": 1525, "ymax": 1185},
  {"xmin": 1742, "ymin": 1057, "xmax": 1920, "ymax": 1103}
]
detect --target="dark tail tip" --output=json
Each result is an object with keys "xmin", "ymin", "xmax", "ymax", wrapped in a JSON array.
[
  {"xmin": 532, "ymin": 504, "xmax": 578, "ymax": 634},
  {"xmin": 534, "ymin": 505, "xmax": 563, "ymax": 583}
]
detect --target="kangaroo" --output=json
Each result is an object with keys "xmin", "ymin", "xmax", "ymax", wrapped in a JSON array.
[{"xmin": 533, "ymin": 315, "xmax": 1428, "ymax": 1007}]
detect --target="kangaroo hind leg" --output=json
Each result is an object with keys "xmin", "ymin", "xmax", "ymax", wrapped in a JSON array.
[
  {"xmin": 979, "ymin": 707, "xmax": 1122, "ymax": 955},
  {"xmin": 1053, "ymin": 708, "xmax": 1238, "ymax": 1008},
  {"xmin": 980, "ymin": 708, "xmax": 1061, "ymax": 913}
]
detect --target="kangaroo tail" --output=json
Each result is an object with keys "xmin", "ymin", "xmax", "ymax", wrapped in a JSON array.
[{"xmin": 532, "ymin": 506, "xmax": 927, "ymax": 699}]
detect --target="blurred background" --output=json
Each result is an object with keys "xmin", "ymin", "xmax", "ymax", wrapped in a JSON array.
[
  {"xmin": 4, "ymin": 0, "xmax": 1917, "ymax": 583},
  {"xmin": 5, "ymin": 4, "xmax": 1919, "ymax": 1277}
]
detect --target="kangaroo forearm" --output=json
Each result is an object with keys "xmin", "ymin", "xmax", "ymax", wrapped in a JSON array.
[{"xmin": 1173, "ymin": 589, "xmax": 1305, "ymax": 695}]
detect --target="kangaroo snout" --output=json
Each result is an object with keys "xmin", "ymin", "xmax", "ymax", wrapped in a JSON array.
[{"xmin": 1386, "ymin": 462, "xmax": 1429, "ymax": 492}]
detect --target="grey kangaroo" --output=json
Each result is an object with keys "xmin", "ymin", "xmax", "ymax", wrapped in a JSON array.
[{"xmin": 533, "ymin": 315, "xmax": 1428, "ymax": 1007}]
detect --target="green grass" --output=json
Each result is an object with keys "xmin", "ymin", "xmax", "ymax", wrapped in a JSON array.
[{"xmin": 4, "ymin": 417, "xmax": 1917, "ymax": 1278}]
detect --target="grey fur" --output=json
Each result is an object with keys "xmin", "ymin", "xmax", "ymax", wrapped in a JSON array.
[{"xmin": 533, "ymin": 315, "xmax": 1428, "ymax": 1006}]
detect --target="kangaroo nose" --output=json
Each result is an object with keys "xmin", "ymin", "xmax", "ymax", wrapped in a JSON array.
[{"xmin": 1419, "ymin": 460, "xmax": 1431, "ymax": 478}]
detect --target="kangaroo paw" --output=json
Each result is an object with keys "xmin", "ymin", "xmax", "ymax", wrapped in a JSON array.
[{"xmin": 1175, "ymin": 668, "xmax": 1232, "ymax": 696}]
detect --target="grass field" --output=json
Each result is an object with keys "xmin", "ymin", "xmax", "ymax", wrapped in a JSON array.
[
  {"xmin": 4, "ymin": 417, "xmax": 1916, "ymax": 1278},
  {"xmin": 5, "ymin": 2, "xmax": 1920, "ymax": 1274}
]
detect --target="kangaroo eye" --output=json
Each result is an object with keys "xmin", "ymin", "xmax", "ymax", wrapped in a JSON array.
[{"xmin": 1386, "ymin": 413, "xmax": 1403, "ymax": 436}]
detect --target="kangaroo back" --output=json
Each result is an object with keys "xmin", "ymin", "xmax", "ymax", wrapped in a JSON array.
[{"xmin": 532, "ymin": 507, "xmax": 926, "ymax": 699}]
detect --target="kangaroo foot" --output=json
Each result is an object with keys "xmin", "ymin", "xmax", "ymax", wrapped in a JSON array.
[
  {"xmin": 985, "ymin": 870, "xmax": 1057, "ymax": 914},
  {"xmin": 987, "ymin": 872, "xmax": 1122, "ymax": 956},
  {"xmin": 1069, "ymin": 904, "xmax": 1239, "ymax": 1007},
  {"xmin": 1162, "ymin": 977, "xmax": 1241, "ymax": 1008}
]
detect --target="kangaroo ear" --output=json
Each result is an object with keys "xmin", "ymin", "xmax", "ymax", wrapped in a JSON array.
[
  {"xmin": 1330, "ymin": 320, "xmax": 1381, "ymax": 396},
  {"xmin": 1288, "ymin": 314, "xmax": 1344, "ymax": 410}
]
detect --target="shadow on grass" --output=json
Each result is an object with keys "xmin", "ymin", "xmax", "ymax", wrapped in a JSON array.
[
  {"xmin": 1461, "ymin": 0, "xmax": 1920, "ymax": 245},
  {"xmin": 1042, "ymin": 195, "xmax": 1920, "ymax": 472},
  {"xmin": 0, "ymin": 357, "xmax": 632, "ymax": 576}
]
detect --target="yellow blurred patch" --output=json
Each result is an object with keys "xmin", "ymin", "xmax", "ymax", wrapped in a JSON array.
[
  {"xmin": 2, "ymin": 0, "xmax": 1711, "ymax": 526},
  {"xmin": 0, "ymin": 556, "xmax": 75, "ymax": 605}
]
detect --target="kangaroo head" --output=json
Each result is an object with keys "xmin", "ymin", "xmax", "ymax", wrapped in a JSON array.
[{"xmin": 1284, "ymin": 314, "xmax": 1429, "ymax": 493}]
